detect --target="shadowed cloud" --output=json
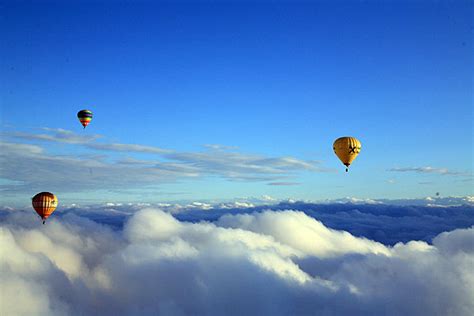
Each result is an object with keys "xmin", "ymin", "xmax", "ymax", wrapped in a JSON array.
[{"xmin": 0, "ymin": 207, "xmax": 473, "ymax": 315}]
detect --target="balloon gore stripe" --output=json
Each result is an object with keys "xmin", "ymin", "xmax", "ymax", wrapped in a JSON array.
[{"xmin": 77, "ymin": 109, "xmax": 93, "ymax": 128}]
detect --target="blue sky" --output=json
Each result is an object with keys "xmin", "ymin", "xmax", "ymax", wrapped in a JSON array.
[{"xmin": 1, "ymin": 1, "xmax": 472, "ymax": 205}]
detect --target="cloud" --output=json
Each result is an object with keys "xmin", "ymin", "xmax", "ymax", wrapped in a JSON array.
[
  {"xmin": 203, "ymin": 144, "xmax": 239, "ymax": 151},
  {"xmin": 388, "ymin": 166, "xmax": 471, "ymax": 177},
  {"xmin": 1, "ymin": 128, "xmax": 324, "ymax": 193},
  {"xmin": 0, "ymin": 141, "xmax": 44, "ymax": 155},
  {"xmin": 0, "ymin": 141, "xmax": 182, "ymax": 193},
  {"xmin": 48, "ymin": 196, "xmax": 471, "ymax": 245},
  {"xmin": 174, "ymin": 198, "xmax": 474, "ymax": 246},
  {"xmin": 5, "ymin": 196, "xmax": 470, "ymax": 246},
  {"xmin": 88, "ymin": 143, "xmax": 173, "ymax": 154},
  {"xmin": 1, "ymin": 208, "xmax": 473, "ymax": 315},
  {"xmin": 164, "ymin": 151, "xmax": 321, "ymax": 180},
  {"xmin": 7, "ymin": 127, "xmax": 102, "ymax": 144},
  {"xmin": 217, "ymin": 211, "xmax": 390, "ymax": 258},
  {"xmin": 267, "ymin": 182, "xmax": 301, "ymax": 186},
  {"xmin": 418, "ymin": 181, "xmax": 434, "ymax": 185}
]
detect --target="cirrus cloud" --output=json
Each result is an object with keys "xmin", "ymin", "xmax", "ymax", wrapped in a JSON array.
[
  {"xmin": 388, "ymin": 166, "xmax": 471, "ymax": 177},
  {"xmin": 0, "ymin": 127, "xmax": 325, "ymax": 194}
]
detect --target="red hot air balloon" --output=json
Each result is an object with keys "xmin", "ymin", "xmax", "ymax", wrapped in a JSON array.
[{"xmin": 32, "ymin": 192, "xmax": 58, "ymax": 224}]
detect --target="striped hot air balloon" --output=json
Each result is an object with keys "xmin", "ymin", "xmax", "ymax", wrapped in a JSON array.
[
  {"xmin": 32, "ymin": 192, "xmax": 58, "ymax": 224},
  {"xmin": 77, "ymin": 109, "xmax": 93, "ymax": 129}
]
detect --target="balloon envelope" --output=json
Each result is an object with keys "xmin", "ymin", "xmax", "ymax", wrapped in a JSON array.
[
  {"xmin": 333, "ymin": 136, "xmax": 361, "ymax": 171},
  {"xmin": 77, "ymin": 109, "xmax": 93, "ymax": 128},
  {"xmin": 32, "ymin": 192, "xmax": 58, "ymax": 223}
]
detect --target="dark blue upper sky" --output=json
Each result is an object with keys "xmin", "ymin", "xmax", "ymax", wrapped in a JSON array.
[{"xmin": 1, "ymin": 1, "xmax": 472, "ymax": 204}]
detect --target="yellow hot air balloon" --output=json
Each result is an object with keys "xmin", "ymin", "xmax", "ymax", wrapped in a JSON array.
[
  {"xmin": 32, "ymin": 192, "xmax": 58, "ymax": 224},
  {"xmin": 333, "ymin": 137, "xmax": 361, "ymax": 172}
]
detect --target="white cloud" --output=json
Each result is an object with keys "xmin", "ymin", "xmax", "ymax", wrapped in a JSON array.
[
  {"xmin": 328, "ymin": 197, "xmax": 383, "ymax": 204},
  {"xmin": 164, "ymin": 150, "xmax": 322, "ymax": 179},
  {"xmin": 0, "ymin": 141, "xmax": 182, "ymax": 193},
  {"xmin": 1, "ymin": 128, "xmax": 323, "ymax": 193},
  {"xmin": 203, "ymin": 144, "xmax": 239, "ymax": 151},
  {"xmin": 88, "ymin": 143, "xmax": 172, "ymax": 154},
  {"xmin": 260, "ymin": 195, "xmax": 275, "ymax": 201},
  {"xmin": 217, "ymin": 201, "xmax": 256, "ymax": 209},
  {"xmin": 8, "ymin": 127, "xmax": 102, "ymax": 144},
  {"xmin": 388, "ymin": 166, "xmax": 471, "ymax": 177},
  {"xmin": 217, "ymin": 211, "xmax": 390, "ymax": 258},
  {"xmin": 1, "ymin": 208, "xmax": 473, "ymax": 315},
  {"xmin": 0, "ymin": 142, "xmax": 44, "ymax": 155},
  {"xmin": 5, "ymin": 196, "xmax": 470, "ymax": 245}
]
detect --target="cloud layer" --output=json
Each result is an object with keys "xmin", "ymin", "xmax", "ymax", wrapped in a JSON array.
[
  {"xmin": 1, "ymin": 207, "xmax": 473, "ymax": 315},
  {"xmin": 0, "ymin": 128, "xmax": 324, "ymax": 194},
  {"xmin": 42, "ymin": 197, "xmax": 473, "ymax": 246}
]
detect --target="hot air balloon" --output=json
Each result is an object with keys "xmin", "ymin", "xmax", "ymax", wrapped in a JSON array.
[
  {"xmin": 32, "ymin": 192, "xmax": 58, "ymax": 224},
  {"xmin": 77, "ymin": 109, "xmax": 93, "ymax": 129},
  {"xmin": 333, "ymin": 136, "xmax": 361, "ymax": 172}
]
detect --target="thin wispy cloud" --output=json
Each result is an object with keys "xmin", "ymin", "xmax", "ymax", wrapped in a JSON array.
[
  {"xmin": 88, "ymin": 143, "xmax": 173, "ymax": 154},
  {"xmin": 203, "ymin": 144, "xmax": 239, "ymax": 151},
  {"xmin": 165, "ymin": 151, "xmax": 322, "ymax": 178},
  {"xmin": 6, "ymin": 127, "xmax": 102, "ymax": 144},
  {"xmin": 388, "ymin": 166, "xmax": 471, "ymax": 177},
  {"xmin": 267, "ymin": 182, "xmax": 301, "ymax": 186},
  {"xmin": 0, "ymin": 142, "xmax": 44, "ymax": 155},
  {"xmin": 0, "ymin": 128, "xmax": 324, "ymax": 193}
]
